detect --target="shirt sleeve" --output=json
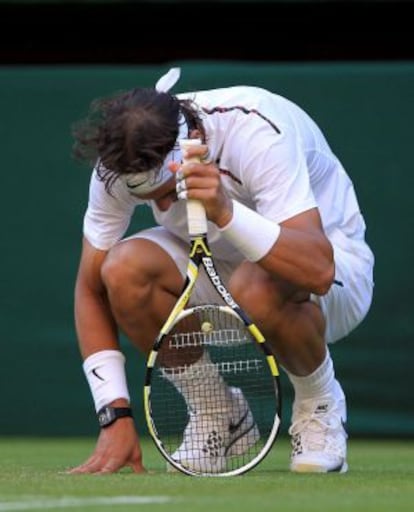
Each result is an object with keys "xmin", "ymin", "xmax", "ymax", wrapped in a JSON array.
[
  {"xmin": 83, "ymin": 168, "xmax": 141, "ymax": 251},
  {"xmin": 239, "ymin": 122, "xmax": 317, "ymax": 223}
]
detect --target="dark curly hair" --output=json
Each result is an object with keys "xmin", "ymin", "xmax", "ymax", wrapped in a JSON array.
[{"xmin": 72, "ymin": 87, "xmax": 204, "ymax": 193}]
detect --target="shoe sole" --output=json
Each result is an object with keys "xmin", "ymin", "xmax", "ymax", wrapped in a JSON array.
[{"xmin": 290, "ymin": 461, "xmax": 348, "ymax": 474}]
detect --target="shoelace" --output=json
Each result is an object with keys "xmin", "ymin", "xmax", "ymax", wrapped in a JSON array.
[{"xmin": 289, "ymin": 404, "xmax": 344, "ymax": 452}]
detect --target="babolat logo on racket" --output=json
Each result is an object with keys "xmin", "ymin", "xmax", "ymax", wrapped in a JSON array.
[{"xmin": 202, "ymin": 257, "xmax": 238, "ymax": 308}]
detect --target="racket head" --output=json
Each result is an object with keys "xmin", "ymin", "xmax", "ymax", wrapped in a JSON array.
[{"xmin": 144, "ymin": 304, "xmax": 282, "ymax": 476}]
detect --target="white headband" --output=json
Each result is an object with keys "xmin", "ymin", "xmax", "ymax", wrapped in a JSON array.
[
  {"xmin": 155, "ymin": 67, "xmax": 181, "ymax": 94},
  {"xmin": 122, "ymin": 67, "xmax": 185, "ymax": 196}
]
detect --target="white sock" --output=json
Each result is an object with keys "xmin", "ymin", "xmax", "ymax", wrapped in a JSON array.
[
  {"xmin": 162, "ymin": 351, "xmax": 231, "ymax": 414},
  {"xmin": 286, "ymin": 350, "xmax": 335, "ymax": 401}
]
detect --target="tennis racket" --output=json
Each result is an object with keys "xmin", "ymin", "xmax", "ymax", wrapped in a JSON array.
[{"xmin": 144, "ymin": 139, "xmax": 282, "ymax": 476}]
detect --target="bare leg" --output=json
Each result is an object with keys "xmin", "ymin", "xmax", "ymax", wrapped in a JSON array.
[
  {"xmin": 101, "ymin": 238, "xmax": 202, "ymax": 366},
  {"xmin": 229, "ymin": 261, "xmax": 348, "ymax": 474},
  {"xmin": 228, "ymin": 261, "xmax": 326, "ymax": 376}
]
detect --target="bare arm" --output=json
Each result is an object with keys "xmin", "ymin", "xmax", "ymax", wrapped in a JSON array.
[
  {"xmin": 71, "ymin": 237, "xmax": 145, "ymax": 474},
  {"xmin": 259, "ymin": 208, "xmax": 335, "ymax": 296},
  {"xmin": 75, "ymin": 237, "xmax": 119, "ymax": 358}
]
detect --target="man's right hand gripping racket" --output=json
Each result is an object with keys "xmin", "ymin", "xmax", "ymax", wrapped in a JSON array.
[{"xmin": 144, "ymin": 139, "xmax": 282, "ymax": 476}]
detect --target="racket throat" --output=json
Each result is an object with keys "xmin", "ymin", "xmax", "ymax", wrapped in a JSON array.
[{"xmin": 202, "ymin": 256, "xmax": 238, "ymax": 309}]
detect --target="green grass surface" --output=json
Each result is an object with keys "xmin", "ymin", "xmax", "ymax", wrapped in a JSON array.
[{"xmin": 0, "ymin": 437, "xmax": 413, "ymax": 511}]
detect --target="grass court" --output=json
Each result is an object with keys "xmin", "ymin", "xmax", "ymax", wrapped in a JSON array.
[{"xmin": 0, "ymin": 437, "xmax": 413, "ymax": 511}]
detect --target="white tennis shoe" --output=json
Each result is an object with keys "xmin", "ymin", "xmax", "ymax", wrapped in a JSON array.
[
  {"xmin": 289, "ymin": 380, "xmax": 348, "ymax": 473},
  {"xmin": 169, "ymin": 386, "xmax": 260, "ymax": 473}
]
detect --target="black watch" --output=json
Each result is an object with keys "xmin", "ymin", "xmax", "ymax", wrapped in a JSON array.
[{"xmin": 97, "ymin": 406, "xmax": 133, "ymax": 428}]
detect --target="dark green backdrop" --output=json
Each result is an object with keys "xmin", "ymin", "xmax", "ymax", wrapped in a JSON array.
[{"xmin": 1, "ymin": 62, "xmax": 413, "ymax": 437}]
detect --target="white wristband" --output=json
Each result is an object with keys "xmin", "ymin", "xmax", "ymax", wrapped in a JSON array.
[
  {"xmin": 83, "ymin": 350, "xmax": 130, "ymax": 412},
  {"xmin": 219, "ymin": 200, "xmax": 281, "ymax": 262}
]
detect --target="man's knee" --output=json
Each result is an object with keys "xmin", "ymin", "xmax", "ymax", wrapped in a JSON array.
[
  {"xmin": 229, "ymin": 262, "xmax": 311, "ymax": 326},
  {"xmin": 101, "ymin": 240, "xmax": 157, "ymax": 294},
  {"xmin": 101, "ymin": 238, "xmax": 183, "ymax": 302},
  {"xmin": 229, "ymin": 263, "xmax": 282, "ymax": 323}
]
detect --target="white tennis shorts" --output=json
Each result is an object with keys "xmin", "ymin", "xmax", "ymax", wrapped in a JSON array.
[{"xmin": 128, "ymin": 225, "xmax": 374, "ymax": 344}]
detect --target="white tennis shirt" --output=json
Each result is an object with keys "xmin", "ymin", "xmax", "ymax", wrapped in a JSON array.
[{"xmin": 84, "ymin": 86, "xmax": 368, "ymax": 256}]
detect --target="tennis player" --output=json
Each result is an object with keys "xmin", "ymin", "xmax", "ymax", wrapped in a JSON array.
[{"xmin": 69, "ymin": 68, "xmax": 374, "ymax": 475}]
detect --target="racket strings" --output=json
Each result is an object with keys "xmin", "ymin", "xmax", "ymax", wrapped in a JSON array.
[
  {"xmin": 169, "ymin": 328, "xmax": 250, "ymax": 348},
  {"xmin": 149, "ymin": 305, "xmax": 280, "ymax": 475},
  {"xmin": 161, "ymin": 359, "xmax": 264, "ymax": 379}
]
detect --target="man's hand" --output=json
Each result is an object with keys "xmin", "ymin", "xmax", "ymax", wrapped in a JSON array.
[
  {"xmin": 68, "ymin": 418, "xmax": 145, "ymax": 474},
  {"xmin": 170, "ymin": 143, "xmax": 233, "ymax": 228}
]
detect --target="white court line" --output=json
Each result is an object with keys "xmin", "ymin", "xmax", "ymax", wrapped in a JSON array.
[{"xmin": 0, "ymin": 496, "xmax": 170, "ymax": 511}]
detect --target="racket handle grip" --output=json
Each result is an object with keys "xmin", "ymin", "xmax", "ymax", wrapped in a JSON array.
[{"xmin": 179, "ymin": 139, "xmax": 208, "ymax": 236}]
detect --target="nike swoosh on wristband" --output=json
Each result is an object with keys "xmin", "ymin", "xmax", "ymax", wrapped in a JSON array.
[{"xmin": 92, "ymin": 368, "xmax": 105, "ymax": 381}]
